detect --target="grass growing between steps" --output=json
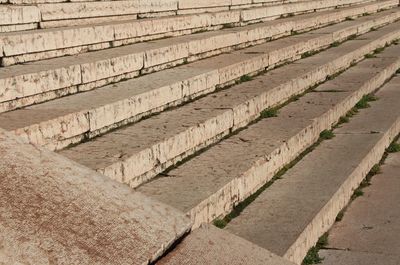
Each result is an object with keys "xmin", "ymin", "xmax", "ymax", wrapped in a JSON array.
[
  {"xmin": 355, "ymin": 94, "xmax": 378, "ymax": 109},
  {"xmin": 302, "ymin": 233, "xmax": 329, "ymax": 265},
  {"xmin": 312, "ymin": 136, "xmax": 400, "ymax": 262},
  {"xmin": 66, "ymin": 20, "xmax": 397, "ymax": 151},
  {"xmin": 387, "ymin": 141, "xmax": 400, "ymax": 153},
  {"xmin": 301, "ymin": 93, "xmax": 392, "ymax": 264},
  {"xmin": 320, "ymin": 130, "xmax": 335, "ymax": 140},
  {"xmin": 260, "ymin": 108, "xmax": 279, "ymax": 118},
  {"xmin": 212, "ymin": 46, "xmax": 398, "ymax": 230}
]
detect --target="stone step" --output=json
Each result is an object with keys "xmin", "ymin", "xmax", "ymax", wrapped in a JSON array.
[
  {"xmin": 157, "ymin": 224, "xmax": 296, "ymax": 265},
  {"xmin": 0, "ymin": 3, "xmax": 396, "ymax": 114},
  {"xmin": 224, "ymin": 75, "xmax": 400, "ymax": 264},
  {"xmin": 0, "ymin": 0, "xmax": 388, "ymax": 66},
  {"xmin": 320, "ymin": 142, "xmax": 400, "ymax": 265},
  {"xmin": 0, "ymin": 127, "xmax": 191, "ymax": 264},
  {"xmin": 134, "ymin": 43, "xmax": 400, "ymax": 229},
  {"xmin": 36, "ymin": 0, "xmax": 369, "ymax": 28},
  {"xmin": 1, "ymin": 10, "xmax": 398, "ymax": 152},
  {"xmin": 0, "ymin": 4, "xmax": 40, "ymax": 32}
]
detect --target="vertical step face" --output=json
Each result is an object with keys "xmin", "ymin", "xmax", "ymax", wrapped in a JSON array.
[
  {"xmin": 0, "ymin": 5, "xmax": 40, "ymax": 32},
  {"xmin": 0, "ymin": 0, "xmax": 394, "ymax": 65},
  {"xmin": 0, "ymin": 21, "xmax": 395, "ymax": 198},
  {"xmin": 0, "ymin": 129, "xmax": 191, "ymax": 265},
  {"xmin": 49, "ymin": 26, "xmax": 399, "ymax": 189},
  {"xmin": 224, "ymin": 76, "xmax": 400, "ymax": 264},
  {"xmin": 157, "ymin": 225, "xmax": 296, "ymax": 265},
  {"xmin": 320, "ymin": 144, "xmax": 400, "ymax": 265},
  {"xmin": 134, "ymin": 42, "xmax": 400, "ymax": 228},
  {"xmin": 0, "ymin": 3, "xmax": 395, "ymax": 114},
  {"xmin": 1, "ymin": 10, "xmax": 399, "ymax": 154},
  {"xmin": 35, "ymin": 0, "xmax": 371, "ymax": 28}
]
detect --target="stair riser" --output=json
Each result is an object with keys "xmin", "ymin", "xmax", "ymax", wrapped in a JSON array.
[
  {"xmin": 1, "ymin": 0, "xmax": 375, "ymax": 61},
  {"xmin": 11, "ymin": 11, "xmax": 400, "ymax": 154},
  {"xmin": 0, "ymin": 5, "xmax": 40, "ymax": 32},
  {"xmin": 285, "ymin": 117, "xmax": 400, "ymax": 264},
  {"xmin": 1, "ymin": 2, "xmax": 396, "ymax": 114},
  {"xmin": 36, "ymin": 0, "xmax": 370, "ymax": 29},
  {"xmin": 101, "ymin": 33, "xmax": 399, "ymax": 191},
  {"xmin": 187, "ymin": 54, "xmax": 400, "ymax": 228}
]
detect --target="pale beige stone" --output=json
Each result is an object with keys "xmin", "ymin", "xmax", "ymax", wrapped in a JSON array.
[
  {"xmin": 57, "ymin": 29, "xmax": 400, "ymax": 197},
  {"xmin": 1, "ymin": 24, "xmax": 115, "ymax": 57},
  {"xmin": 38, "ymin": 1, "xmax": 140, "ymax": 21},
  {"xmin": 39, "ymin": 14, "xmax": 138, "ymax": 28},
  {"xmin": 0, "ymin": 0, "xmax": 394, "ymax": 65},
  {"xmin": 178, "ymin": 0, "xmax": 231, "ymax": 9},
  {"xmin": 0, "ymin": 23, "xmax": 37, "ymax": 33},
  {"xmin": 177, "ymin": 6, "xmax": 229, "ymax": 15},
  {"xmin": 2, "ymin": 11, "xmax": 398, "ymax": 154},
  {"xmin": 0, "ymin": 5, "xmax": 40, "ymax": 26},
  {"xmin": 0, "ymin": 62, "xmax": 81, "ymax": 104}
]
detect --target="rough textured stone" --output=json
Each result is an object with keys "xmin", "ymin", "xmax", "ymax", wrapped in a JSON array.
[
  {"xmin": 1, "ymin": 0, "xmax": 391, "ymax": 61},
  {"xmin": 0, "ymin": 5, "xmax": 40, "ymax": 26},
  {"xmin": 0, "ymin": 128, "xmax": 191, "ymax": 265},
  {"xmin": 0, "ymin": 4, "xmax": 397, "ymax": 114},
  {"xmin": 136, "ymin": 44, "xmax": 400, "ymax": 228},
  {"xmin": 225, "ymin": 76, "xmax": 400, "ymax": 264},
  {"xmin": 319, "ymin": 143, "xmax": 400, "ymax": 264},
  {"xmin": 1, "ymin": 11, "xmax": 398, "ymax": 151},
  {"xmin": 38, "ymin": 1, "xmax": 141, "ymax": 21},
  {"xmin": 158, "ymin": 225, "xmax": 296, "ymax": 265}
]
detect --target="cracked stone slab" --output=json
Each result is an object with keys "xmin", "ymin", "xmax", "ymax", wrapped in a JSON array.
[{"xmin": 0, "ymin": 128, "xmax": 191, "ymax": 265}]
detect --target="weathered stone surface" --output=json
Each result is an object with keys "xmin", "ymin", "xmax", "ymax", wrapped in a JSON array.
[
  {"xmin": 1, "ymin": 10, "xmax": 398, "ymax": 151},
  {"xmin": 319, "ymin": 147, "xmax": 400, "ymax": 264},
  {"xmin": 0, "ymin": 128, "xmax": 191, "ymax": 265},
  {"xmin": 320, "ymin": 250, "xmax": 400, "ymax": 265},
  {"xmin": 1, "ymin": 0, "xmax": 390, "ymax": 61},
  {"xmin": 225, "ymin": 76, "xmax": 400, "ymax": 264},
  {"xmin": 0, "ymin": 5, "xmax": 40, "ymax": 26},
  {"xmin": 0, "ymin": 3, "xmax": 397, "ymax": 114},
  {"xmin": 158, "ymin": 225, "xmax": 296, "ymax": 265},
  {"xmin": 135, "ymin": 42, "xmax": 400, "ymax": 229},
  {"xmin": 178, "ymin": 0, "xmax": 231, "ymax": 9},
  {"xmin": 38, "ymin": 1, "xmax": 141, "ymax": 21},
  {"xmin": 240, "ymin": 0, "xmax": 380, "ymax": 22}
]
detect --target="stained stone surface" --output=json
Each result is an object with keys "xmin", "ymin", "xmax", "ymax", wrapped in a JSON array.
[
  {"xmin": 158, "ymin": 225, "xmax": 296, "ymax": 265},
  {"xmin": 320, "ymin": 143, "xmax": 400, "ymax": 265},
  {"xmin": 0, "ymin": 128, "xmax": 191, "ymax": 265}
]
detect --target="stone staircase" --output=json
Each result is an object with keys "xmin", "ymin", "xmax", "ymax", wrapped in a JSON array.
[{"xmin": 1, "ymin": 0, "xmax": 399, "ymax": 264}]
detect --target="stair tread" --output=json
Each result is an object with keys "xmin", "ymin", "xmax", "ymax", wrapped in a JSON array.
[
  {"xmin": 157, "ymin": 225, "xmax": 296, "ymax": 265},
  {"xmin": 1, "ymin": 3, "xmax": 397, "ymax": 113},
  {"xmin": 134, "ymin": 44, "xmax": 399, "ymax": 228},
  {"xmin": 1, "ymin": 3, "xmax": 372, "ymax": 76},
  {"xmin": 224, "ymin": 75, "xmax": 400, "ymax": 257},
  {"xmin": 320, "ymin": 145, "xmax": 400, "ymax": 264},
  {"xmin": 0, "ymin": 0, "xmax": 371, "ymax": 41},
  {"xmin": 1, "ymin": 11, "xmax": 397, "ymax": 131},
  {"xmin": 54, "ymin": 28, "xmax": 399, "ymax": 180}
]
